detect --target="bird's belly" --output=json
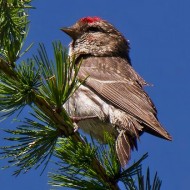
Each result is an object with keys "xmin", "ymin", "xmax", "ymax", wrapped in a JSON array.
[
  {"xmin": 64, "ymin": 85, "xmax": 109, "ymax": 120},
  {"xmin": 63, "ymin": 85, "xmax": 118, "ymax": 141}
]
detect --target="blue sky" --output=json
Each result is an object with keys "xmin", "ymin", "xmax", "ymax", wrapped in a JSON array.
[{"xmin": 0, "ymin": 0, "xmax": 189, "ymax": 189}]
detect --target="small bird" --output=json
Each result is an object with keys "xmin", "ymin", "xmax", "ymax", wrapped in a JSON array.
[{"xmin": 61, "ymin": 17, "xmax": 172, "ymax": 167}]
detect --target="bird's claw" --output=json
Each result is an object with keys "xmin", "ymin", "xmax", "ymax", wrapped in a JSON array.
[
  {"xmin": 71, "ymin": 115, "xmax": 98, "ymax": 123},
  {"xmin": 73, "ymin": 123, "xmax": 79, "ymax": 132}
]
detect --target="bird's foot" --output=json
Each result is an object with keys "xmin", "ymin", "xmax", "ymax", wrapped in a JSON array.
[
  {"xmin": 73, "ymin": 123, "xmax": 79, "ymax": 132},
  {"xmin": 71, "ymin": 115, "xmax": 98, "ymax": 133},
  {"xmin": 71, "ymin": 115, "xmax": 98, "ymax": 123}
]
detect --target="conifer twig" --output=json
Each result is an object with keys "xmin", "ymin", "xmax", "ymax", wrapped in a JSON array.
[{"xmin": 0, "ymin": 57, "xmax": 121, "ymax": 190}]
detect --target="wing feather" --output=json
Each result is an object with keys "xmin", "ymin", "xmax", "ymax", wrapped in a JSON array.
[{"xmin": 78, "ymin": 56, "xmax": 172, "ymax": 140}]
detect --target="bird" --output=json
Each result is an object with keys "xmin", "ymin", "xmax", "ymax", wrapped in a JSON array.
[{"xmin": 61, "ymin": 16, "xmax": 172, "ymax": 167}]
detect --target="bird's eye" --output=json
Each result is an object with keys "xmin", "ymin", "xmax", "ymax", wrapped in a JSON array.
[{"xmin": 87, "ymin": 27, "xmax": 100, "ymax": 32}]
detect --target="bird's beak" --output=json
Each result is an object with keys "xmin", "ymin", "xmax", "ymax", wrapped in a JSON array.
[{"xmin": 60, "ymin": 27, "xmax": 77, "ymax": 39}]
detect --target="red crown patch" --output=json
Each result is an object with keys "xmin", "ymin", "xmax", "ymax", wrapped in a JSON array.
[{"xmin": 80, "ymin": 16, "xmax": 101, "ymax": 23}]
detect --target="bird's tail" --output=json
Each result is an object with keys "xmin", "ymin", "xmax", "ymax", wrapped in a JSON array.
[{"xmin": 116, "ymin": 130, "xmax": 137, "ymax": 167}]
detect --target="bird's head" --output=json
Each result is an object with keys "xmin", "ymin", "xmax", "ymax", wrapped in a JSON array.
[{"xmin": 61, "ymin": 16, "xmax": 130, "ymax": 59}]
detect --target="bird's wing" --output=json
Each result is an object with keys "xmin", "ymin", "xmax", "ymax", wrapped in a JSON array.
[{"xmin": 78, "ymin": 56, "xmax": 172, "ymax": 140}]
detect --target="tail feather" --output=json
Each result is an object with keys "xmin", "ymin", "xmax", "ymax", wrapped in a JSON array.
[{"xmin": 116, "ymin": 130, "xmax": 137, "ymax": 167}]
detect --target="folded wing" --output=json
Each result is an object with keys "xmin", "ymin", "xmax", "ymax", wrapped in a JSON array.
[{"xmin": 78, "ymin": 56, "xmax": 172, "ymax": 141}]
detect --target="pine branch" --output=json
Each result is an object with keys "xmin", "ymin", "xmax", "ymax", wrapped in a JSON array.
[
  {"xmin": 49, "ymin": 134, "xmax": 161, "ymax": 190},
  {"xmin": 0, "ymin": 109, "xmax": 59, "ymax": 176},
  {"xmin": 49, "ymin": 134, "xmax": 122, "ymax": 190},
  {"xmin": 0, "ymin": 58, "xmax": 17, "ymax": 79},
  {"xmin": 0, "ymin": 0, "xmax": 33, "ymax": 64},
  {"xmin": 0, "ymin": 42, "xmax": 121, "ymax": 190}
]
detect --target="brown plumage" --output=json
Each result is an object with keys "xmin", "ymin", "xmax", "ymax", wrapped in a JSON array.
[{"xmin": 61, "ymin": 17, "xmax": 172, "ymax": 167}]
